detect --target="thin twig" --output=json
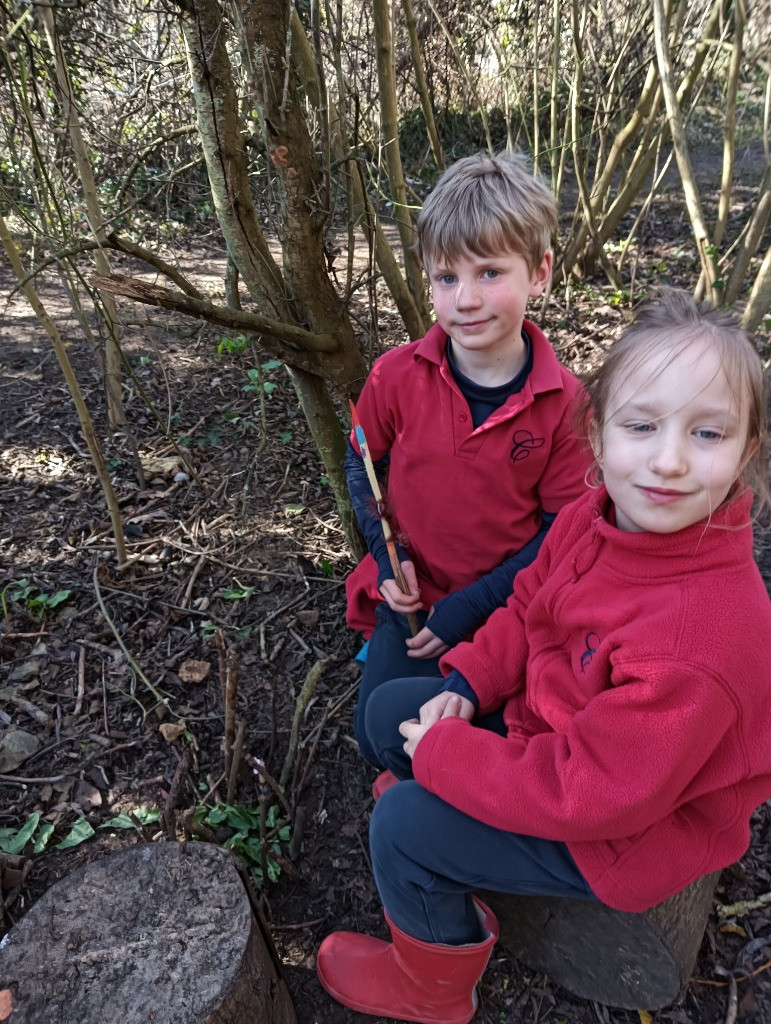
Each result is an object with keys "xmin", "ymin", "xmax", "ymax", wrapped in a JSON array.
[
  {"xmin": 280, "ymin": 659, "xmax": 326, "ymax": 788},
  {"xmin": 163, "ymin": 748, "xmax": 192, "ymax": 841},
  {"xmin": 226, "ymin": 720, "xmax": 246, "ymax": 804},
  {"xmin": 724, "ymin": 975, "xmax": 738, "ymax": 1024},
  {"xmin": 74, "ymin": 645, "xmax": 86, "ymax": 715},
  {"xmin": 252, "ymin": 757, "xmax": 292, "ymax": 820}
]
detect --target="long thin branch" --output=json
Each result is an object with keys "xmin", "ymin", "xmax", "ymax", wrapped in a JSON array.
[{"xmin": 90, "ymin": 273, "xmax": 338, "ymax": 354}]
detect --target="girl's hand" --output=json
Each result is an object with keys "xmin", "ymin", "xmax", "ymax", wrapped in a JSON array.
[
  {"xmin": 379, "ymin": 560, "xmax": 422, "ymax": 613},
  {"xmin": 399, "ymin": 694, "xmax": 472, "ymax": 759}
]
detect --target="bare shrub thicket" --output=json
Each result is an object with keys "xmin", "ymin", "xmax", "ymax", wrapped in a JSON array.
[{"xmin": 1, "ymin": 0, "xmax": 768, "ymax": 555}]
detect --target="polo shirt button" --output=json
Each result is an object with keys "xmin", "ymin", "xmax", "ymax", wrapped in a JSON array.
[{"xmin": 458, "ymin": 413, "xmax": 468, "ymax": 422}]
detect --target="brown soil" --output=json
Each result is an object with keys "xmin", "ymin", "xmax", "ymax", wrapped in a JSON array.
[{"xmin": 1, "ymin": 206, "xmax": 769, "ymax": 1024}]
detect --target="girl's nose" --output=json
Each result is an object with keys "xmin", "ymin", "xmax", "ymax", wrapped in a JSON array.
[{"xmin": 649, "ymin": 434, "xmax": 688, "ymax": 476}]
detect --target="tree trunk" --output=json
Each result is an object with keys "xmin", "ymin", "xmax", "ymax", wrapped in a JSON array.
[
  {"xmin": 0, "ymin": 841, "xmax": 297, "ymax": 1024},
  {"xmin": 653, "ymin": 0, "xmax": 721, "ymax": 302},
  {"xmin": 289, "ymin": 9, "xmax": 426, "ymax": 341},
  {"xmin": 741, "ymin": 245, "xmax": 771, "ymax": 335},
  {"xmin": 373, "ymin": 0, "xmax": 430, "ymax": 323},
  {"xmin": 175, "ymin": 0, "xmax": 369, "ymax": 554},
  {"xmin": 484, "ymin": 871, "xmax": 720, "ymax": 1010}
]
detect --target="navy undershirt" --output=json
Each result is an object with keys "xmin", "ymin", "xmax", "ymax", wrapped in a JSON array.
[{"xmin": 345, "ymin": 330, "xmax": 556, "ymax": 648}]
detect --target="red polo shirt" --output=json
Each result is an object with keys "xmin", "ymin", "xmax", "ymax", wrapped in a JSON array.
[{"xmin": 346, "ymin": 320, "xmax": 590, "ymax": 635}]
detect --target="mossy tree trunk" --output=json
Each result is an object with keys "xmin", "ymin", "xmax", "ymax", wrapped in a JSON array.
[{"xmin": 174, "ymin": 0, "xmax": 368, "ymax": 555}]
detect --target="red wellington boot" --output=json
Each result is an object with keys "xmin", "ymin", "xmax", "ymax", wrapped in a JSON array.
[
  {"xmin": 316, "ymin": 897, "xmax": 498, "ymax": 1024},
  {"xmin": 371, "ymin": 769, "xmax": 399, "ymax": 802}
]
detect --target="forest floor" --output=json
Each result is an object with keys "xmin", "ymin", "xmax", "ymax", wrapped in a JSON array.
[{"xmin": 1, "ymin": 151, "xmax": 770, "ymax": 1024}]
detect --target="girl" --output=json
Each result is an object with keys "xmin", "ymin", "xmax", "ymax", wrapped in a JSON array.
[{"xmin": 316, "ymin": 291, "xmax": 771, "ymax": 1024}]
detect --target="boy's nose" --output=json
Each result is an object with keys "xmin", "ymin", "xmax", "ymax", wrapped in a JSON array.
[{"xmin": 454, "ymin": 281, "xmax": 481, "ymax": 309}]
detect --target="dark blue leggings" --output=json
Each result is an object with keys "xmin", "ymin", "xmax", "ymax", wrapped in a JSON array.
[{"xmin": 365, "ymin": 677, "xmax": 597, "ymax": 944}]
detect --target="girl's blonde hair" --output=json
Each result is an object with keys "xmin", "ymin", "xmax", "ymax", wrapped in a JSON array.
[{"xmin": 581, "ymin": 289, "xmax": 770, "ymax": 519}]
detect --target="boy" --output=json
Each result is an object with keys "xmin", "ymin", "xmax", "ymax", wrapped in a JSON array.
[{"xmin": 347, "ymin": 151, "xmax": 589, "ymax": 769}]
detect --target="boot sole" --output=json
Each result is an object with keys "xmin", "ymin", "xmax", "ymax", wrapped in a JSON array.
[{"xmin": 316, "ymin": 960, "xmax": 477, "ymax": 1024}]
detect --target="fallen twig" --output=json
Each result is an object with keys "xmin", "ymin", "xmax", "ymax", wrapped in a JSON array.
[
  {"xmin": 717, "ymin": 891, "xmax": 771, "ymax": 918},
  {"xmin": 92, "ymin": 567, "xmax": 168, "ymax": 710},
  {"xmin": 11, "ymin": 697, "xmax": 52, "ymax": 728},
  {"xmin": 74, "ymin": 645, "xmax": 86, "ymax": 716}
]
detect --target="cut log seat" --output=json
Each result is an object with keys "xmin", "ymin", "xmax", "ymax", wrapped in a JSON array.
[
  {"xmin": 482, "ymin": 870, "xmax": 720, "ymax": 1010},
  {"xmin": 0, "ymin": 841, "xmax": 297, "ymax": 1024}
]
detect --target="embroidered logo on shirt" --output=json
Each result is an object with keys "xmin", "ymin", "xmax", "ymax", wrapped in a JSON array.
[
  {"xmin": 580, "ymin": 632, "xmax": 600, "ymax": 673},
  {"xmin": 510, "ymin": 430, "xmax": 545, "ymax": 462}
]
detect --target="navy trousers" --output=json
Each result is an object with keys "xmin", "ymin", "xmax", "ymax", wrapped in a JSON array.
[
  {"xmin": 365, "ymin": 677, "xmax": 597, "ymax": 944},
  {"xmin": 353, "ymin": 604, "xmax": 441, "ymax": 765}
]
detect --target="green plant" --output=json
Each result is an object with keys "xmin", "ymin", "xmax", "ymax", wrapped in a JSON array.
[
  {"xmin": 193, "ymin": 802, "xmax": 291, "ymax": 887},
  {"xmin": 3, "ymin": 579, "xmax": 72, "ymax": 618},
  {"xmin": 242, "ymin": 368, "xmax": 277, "ymax": 396},
  {"xmin": 216, "ymin": 333, "xmax": 249, "ymax": 356},
  {"xmin": 220, "ymin": 585, "xmax": 258, "ymax": 601},
  {"xmin": 0, "ymin": 807, "xmax": 161, "ymax": 857}
]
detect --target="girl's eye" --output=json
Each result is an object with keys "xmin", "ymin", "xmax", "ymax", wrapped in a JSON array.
[
  {"xmin": 627, "ymin": 422, "xmax": 653, "ymax": 434},
  {"xmin": 695, "ymin": 428, "xmax": 723, "ymax": 441}
]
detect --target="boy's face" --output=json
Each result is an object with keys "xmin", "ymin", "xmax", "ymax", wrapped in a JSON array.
[{"xmin": 427, "ymin": 248, "xmax": 551, "ymax": 361}]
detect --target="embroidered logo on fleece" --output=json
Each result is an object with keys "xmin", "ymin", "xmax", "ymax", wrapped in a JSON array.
[
  {"xmin": 510, "ymin": 429, "xmax": 545, "ymax": 462},
  {"xmin": 580, "ymin": 632, "xmax": 601, "ymax": 673}
]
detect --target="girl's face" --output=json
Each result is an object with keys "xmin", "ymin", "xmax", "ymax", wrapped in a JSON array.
[{"xmin": 597, "ymin": 340, "xmax": 749, "ymax": 534}]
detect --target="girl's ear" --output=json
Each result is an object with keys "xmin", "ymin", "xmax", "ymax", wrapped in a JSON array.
[{"xmin": 588, "ymin": 420, "xmax": 603, "ymax": 466}]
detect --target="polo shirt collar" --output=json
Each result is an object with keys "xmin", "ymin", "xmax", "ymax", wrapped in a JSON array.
[{"xmin": 413, "ymin": 319, "xmax": 565, "ymax": 396}]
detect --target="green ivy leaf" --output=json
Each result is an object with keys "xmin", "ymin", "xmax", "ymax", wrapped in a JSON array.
[
  {"xmin": 101, "ymin": 807, "xmax": 160, "ymax": 829},
  {"xmin": 55, "ymin": 818, "xmax": 95, "ymax": 849},
  {"xmin": 33, "ymin": 821, "xmax": 55, "ymax": 853},
  {"xmin": 0, "ymin": 812, "xmax": 40, "ymax": 855}
]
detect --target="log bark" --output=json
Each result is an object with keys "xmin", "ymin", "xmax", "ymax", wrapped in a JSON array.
[
  {"xmin": 1, "ymin": 841, "xmax": 297, "ymax": 1024},
  {"xmin": 483, "ymin": 870, "xmax": 719, "ymax": 1010}
]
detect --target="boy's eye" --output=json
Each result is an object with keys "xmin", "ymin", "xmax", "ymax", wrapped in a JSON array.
[
  {"xmin": 482, "ymin": 269, "xmax": 500, "ymax": 279},
  {"xmin": 435, "ymin": 273, "xmax": 456, "ymax": 285}
]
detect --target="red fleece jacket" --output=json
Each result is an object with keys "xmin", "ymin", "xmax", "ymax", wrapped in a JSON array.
[{"xmin": 415, "ymin": 486, "xmax": 771, "ymax": 911}]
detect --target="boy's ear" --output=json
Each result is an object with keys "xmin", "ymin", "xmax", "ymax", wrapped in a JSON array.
[{"xmin": 529, "ymin": 251, "xmax": 552, "ymax": 297}]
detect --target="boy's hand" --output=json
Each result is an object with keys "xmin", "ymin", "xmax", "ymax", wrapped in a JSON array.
[
  {"xmin": 406, "ymin": 624, "xmax": 450, "ymax": 659},
  {"xmin": 405, "ymin": 606, "xmax": 449, "ymax": 659},
  {"xmin": 379, "ymin": 560, "xmax": 422, "ymax": 614},
  {"xmin": 400, "ymin": 694, "xmax": 472, "ymax": 759}
]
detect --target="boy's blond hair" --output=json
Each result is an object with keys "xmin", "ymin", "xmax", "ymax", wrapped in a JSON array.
[{"xmin": 416, "ymin": 151, "xmax": 558, "ymax": 274}]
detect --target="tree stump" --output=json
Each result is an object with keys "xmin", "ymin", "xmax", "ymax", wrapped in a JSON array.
[
  {"xmin": 483, "ymin": 871, "xmax": 720, "ymax": 1010},
  {"xmin": 0, "ymin": 841, "xmax": 297, "ymax": 1024}
]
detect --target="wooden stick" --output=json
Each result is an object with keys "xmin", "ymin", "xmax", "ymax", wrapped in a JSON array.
[{"xmin": 349, "ymin": 401, "xmax": 419, "ymax": 637}]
